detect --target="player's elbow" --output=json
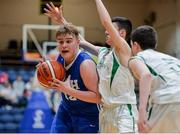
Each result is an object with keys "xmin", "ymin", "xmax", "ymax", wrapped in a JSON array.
[
  {"xmin": 90, "ymin": 91, "xmax": 101, "ymax": 104},
  {"xmin": 141, "ymin": 72, "xmax": 152, "ymax": 82},
  {"xmin": 95, "ymin": 94, "xmax": 102, "ymax": 104}
]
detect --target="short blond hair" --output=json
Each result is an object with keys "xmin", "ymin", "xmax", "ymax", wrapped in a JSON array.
[{"xmin": 56, "ymin": 23, "xmax": 79, "ymax": 38}]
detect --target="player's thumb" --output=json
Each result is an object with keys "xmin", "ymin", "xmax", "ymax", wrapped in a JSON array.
[{"xmin": 67, "ymin": 75, "xmax": 71, "ymax": 81}]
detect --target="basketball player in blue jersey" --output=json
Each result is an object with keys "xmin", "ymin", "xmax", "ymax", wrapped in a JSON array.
[{"xmin": 46, "ymin": 24, "xmax": 101, "ymax": 133}]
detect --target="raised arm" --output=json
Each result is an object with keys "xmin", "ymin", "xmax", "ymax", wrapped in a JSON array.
[
  {"xmin": 44, "ymin": 2, "xmax": 101, "ymax": 55},
  {"xmin": 94, "ymin": 0, "xmax": 131, "ymax": 66}
]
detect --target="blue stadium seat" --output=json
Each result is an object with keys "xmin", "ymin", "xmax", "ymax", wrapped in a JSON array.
[
  {"xmin": 0, "ymin": 107, "xmax": 25, "ymax": 133},
  {"xmin": 0, "ymin": 114, "xmax": 14, "ymax": 123},
  {"xmin": 18, "ymin": 69, "xmax": 26, "ymax": 76},
  {"xmin": 4, "ymin": 122, "xmax": 19, "ymax": 133},
  {"xmin": 9, "ymin": 107, "xmax": 24, "ymax": 115},
  {"xmin": 7, "ymin": 69, "xmax": 17, "ymax": 82},
  {"xmin": 13, "ymin": 114, "xmax": 23, "ymax": 123},
  {"xmin": 29, "ymin": 70, "xmax": 35, "ymax": 77},
  {"xmin": 23, "ymin": 73, "xmax": 31, "ymax": 83},
  {"xmin": 0, "ymin": 123, "xmax": 5, "ymax": 132},
  {"xmin": 18, "ymin": 69, "xmax": 35, "ymax": 83},
  {"xmin": 0, "ymin": 108, "xmax": 6, "ymax": 115}
]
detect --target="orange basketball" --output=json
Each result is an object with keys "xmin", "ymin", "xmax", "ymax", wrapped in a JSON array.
[{"xmin": 37, "ymin": 60, "xmax": 66, "ymax": 87}]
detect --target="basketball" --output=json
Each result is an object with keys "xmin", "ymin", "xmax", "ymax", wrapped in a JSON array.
[{"xmin": 37, "ymin": 60, "xmax": 66, "ymax": 87}]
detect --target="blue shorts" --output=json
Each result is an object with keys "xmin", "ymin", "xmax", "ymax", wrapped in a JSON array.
[{"xmin": 50, "ymin": 104, "xmax": 99, "ymax": 133}]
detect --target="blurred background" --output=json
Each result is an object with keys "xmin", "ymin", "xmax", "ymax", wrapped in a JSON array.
[{"xmin": 0, "ymin": 0, "xmax": 179, "ymax": 133}]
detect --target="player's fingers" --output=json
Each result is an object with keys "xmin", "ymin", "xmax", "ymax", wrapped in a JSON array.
[
  {"xmin": 48, "ymin": 81, "xmax": 57, "ymax": 87},
  {"xmin": 44, "ymin": 8, "xmax": 51, "ymax": 14},
  {"xmin": 36, "ymin": 63, "xmax": 41, "ymax": 68},
  {"xmin": 141, "ymin": 122, "xmax": 149, "ymax": 133},
  {"xmin": 59, "ymin": 5, "xmax": 63, "ymax": 11},
  {"xmin": 44, "ymin": 13, "xmax": 51, "ymax": 18},
  {"xmin": 50, "ymin": 2, "xmax": 56, "ymax": 9},
  {"xmin": 138, "ymin": 122, "xmax": 145, "ymax": 133},
  {"xmin": 67, "ymin": 75, "xmax": 71, "ymax": 81},
  {"xmin": 46, "ymin": 3, "xmax": 53, "ymax": 11},
  {"xmin": 138, "ymin": 124, "xmax": 143, "ymax": 133},
  {"xmin": 42, "ymin": 56, "xmax": 47, "ymax": 61},
  {"xmin": 35, "ymin": 59, "xmax": 44, "ymax": 68},
  {"xmin": 36, "ymin": 62, "xmax": 42, "ymax": 68},
  {"xmin": 52, "ymin": 79, "xmax": 62, "ymax": 85}
]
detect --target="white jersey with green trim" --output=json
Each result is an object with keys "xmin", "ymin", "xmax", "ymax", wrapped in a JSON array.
[
  {"xmin": 97, "ymin": 47, "xmax": 136, "ymax": 105},
  {"xmin": 136, "ymin": 49, "xmax": 180, "ymax": 104}
]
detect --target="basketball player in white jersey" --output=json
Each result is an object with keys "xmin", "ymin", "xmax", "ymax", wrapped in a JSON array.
[
  {"xmin": 93, "ymin": 0, "xmax": 140, "ymax": 133},
  {"xmin": 129, "ymin": 25, "xmax": 180, "ymax": 133}
]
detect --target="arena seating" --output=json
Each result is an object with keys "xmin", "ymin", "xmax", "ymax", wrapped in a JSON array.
[
  {"xmin": 1, "ymin": 68, "xmax": 35, "ymax": 83},
  {"xmin": 0, "ymin": 107, "xmax": 25, "ymax": 133}
]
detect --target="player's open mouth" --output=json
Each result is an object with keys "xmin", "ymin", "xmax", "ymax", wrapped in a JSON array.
[{"xmin": 61, "ymin": 50, "xmax": 69, "ymax": 53}]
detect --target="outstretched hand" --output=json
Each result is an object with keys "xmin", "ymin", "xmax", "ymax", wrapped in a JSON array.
[{"xmin": 44, "ymin": 2, "xmax": 67, "ymax": 24}]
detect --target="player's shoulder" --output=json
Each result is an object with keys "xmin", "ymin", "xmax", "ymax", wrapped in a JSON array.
[
  {"xmin": 78, "ymin": 51, "xmax": 92, "ymax": 60},
  {"xmin": 78, "ymin": 51, "xmax": 96, "ymax": 68}
]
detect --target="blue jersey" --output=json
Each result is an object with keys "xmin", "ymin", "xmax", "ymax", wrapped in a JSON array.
[{"xmin": 57, "ymin": 51, "xmax": 99, "ymax": 117}]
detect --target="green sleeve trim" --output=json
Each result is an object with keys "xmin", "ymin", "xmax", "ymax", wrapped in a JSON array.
[
  {"xmin": 128, "ymin": 56, "xmax": 144, "ymax": 68},
  {"xmin": 99, "ymin": 47, "xmax": 107, "ymax": 53}
]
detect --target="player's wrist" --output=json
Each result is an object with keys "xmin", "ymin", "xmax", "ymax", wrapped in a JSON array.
[{"xmin": 138, "ymin": 106, "xmax": 146, "ymax": 112}]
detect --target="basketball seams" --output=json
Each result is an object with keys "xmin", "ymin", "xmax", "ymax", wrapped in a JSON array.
[
  {"xmin": 51, "ymin": 61, "xmax": 65, "ymax": 81},
  {"xmin": 46, "ymin": 60, "xmax": 56, "ymax": 79},
  {"xmin": 38, "ymin": 64, "xmax": 49, "ymax": 81},
  {"xmin": 58, "ymin": 63, "xmax": 65, "ymax": 80},
  {"xmin": 37, "ymin": 65, "xmax": 50, "ymax": 87},
  {"xmin": 51, "ymin": 61, "xmax": 59, "ymax": 80}
]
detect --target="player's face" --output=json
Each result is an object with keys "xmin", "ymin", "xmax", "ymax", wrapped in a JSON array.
[
  {"xmin": 105, "ymin": 22, "xmax": 123, "ymax": 46},
  {"xmin": 57, "ymin": 34, "xmax": 80, "ymax": 65}
]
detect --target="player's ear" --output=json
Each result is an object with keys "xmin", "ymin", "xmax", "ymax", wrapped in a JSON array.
[
  {"xmin": 119, "ymin": 29, "xmax": 126, "ymax": 39},
  {"xmin": 132, "ymin": 41, "xmax": 138, "ymax": 47},
  {"xmin": 134, "ymin": 42, "xmax": 141, "ymax": 48},
  {"xmin": 133, "ymin": 42, "xmax": 142, "ymax": 52},
  {"xmin": 76, "ymin": 38, "xmax": 80, "ymax": 44}
]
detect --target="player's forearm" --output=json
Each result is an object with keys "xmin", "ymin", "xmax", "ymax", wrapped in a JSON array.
[
  {"xmin": 94, "ymin": 0, "xmax": 131, "ymax": 56},
  {"xmin": 95, "ymin": 0, "xmax": 111, "ymax": 27},
  {"xmin": 80, "ymin": 41, "xmax": 100, "ymax": 56},
  {"xmin": 61, "ymin": 86, "xmax": 101, "ymax": 103},
  {"xmin": 56, "ymin": 17, "xmax": 68, "ymax": 25},
  {"xmin": 139, "ymin": 73, "xmax": 152, "ymax": 112}
]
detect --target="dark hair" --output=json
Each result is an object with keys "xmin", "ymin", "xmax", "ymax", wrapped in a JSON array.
[
  {"xmin": 112, "ymin": 16, "xmax": 132, "ymax": 44},
  {"xmin": 56, "ymin": 23, "xmax": 79, "ymax": 38},
  {"xmin": 131, "ymin": 25, "xmax": 157, "ymax": 50}
]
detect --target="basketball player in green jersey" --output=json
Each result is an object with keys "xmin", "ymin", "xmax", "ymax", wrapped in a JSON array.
[{"xmin": 129, "ymin": 25, "xmax": 180, "ymax": 133}]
